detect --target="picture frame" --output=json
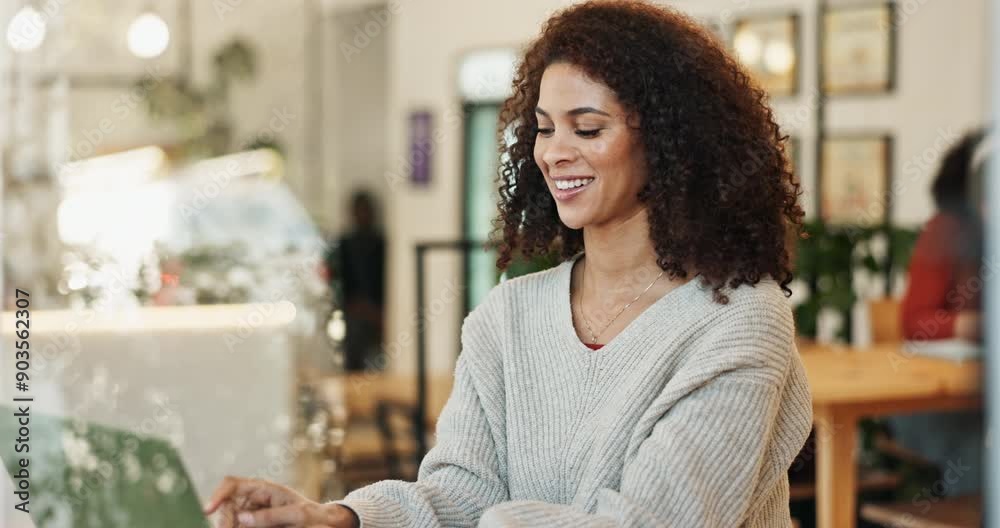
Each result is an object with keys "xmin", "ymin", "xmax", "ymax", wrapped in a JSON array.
[
  {"xmin": 731, "ymin": 13, "xmax": 799, "ymax": 97},
  {"xmin": 819, "ymin": 135, "xmax": 893, "ymax": 226},
  {"xmin": 821, "ymin": 2, "xmax": 896, "ymax": 95}
]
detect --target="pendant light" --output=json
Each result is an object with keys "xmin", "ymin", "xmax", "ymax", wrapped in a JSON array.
[{"xmin": 127, "ymin": 5, "xmax": 170, "ymax": 59}]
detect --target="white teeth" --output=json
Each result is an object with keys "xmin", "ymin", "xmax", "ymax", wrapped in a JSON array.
[{"xmin": 555, "ymin": 178, "xmax": 594, "ymax": 190}]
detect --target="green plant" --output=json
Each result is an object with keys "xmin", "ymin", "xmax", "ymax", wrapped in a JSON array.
[
  {"xmin": 793, "ymin": 220, "xmax": 919, "ymax": 342},
  {"xmin": 140, "ymin": 38, "xmax": 275, "ymax": 159}
]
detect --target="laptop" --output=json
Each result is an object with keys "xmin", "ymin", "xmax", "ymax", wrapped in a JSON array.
[
  {"xmin": 0, "ymin": 406, "xmax": 210, "ymax": 528},
  {"xmin": 902, "ymin": 338, "xmax": 982, "ymax": 362}
]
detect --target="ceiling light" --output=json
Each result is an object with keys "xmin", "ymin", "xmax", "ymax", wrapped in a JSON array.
[{"xmin": 127, "ymin": 11, "xmax": 170, "ymax": 59}]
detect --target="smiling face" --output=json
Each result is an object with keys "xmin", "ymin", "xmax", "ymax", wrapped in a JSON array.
[{"xmin": 534, "ymin": 62, "xmax": 648, "ymax": 230}]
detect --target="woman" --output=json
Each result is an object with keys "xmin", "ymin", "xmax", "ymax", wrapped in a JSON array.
[
  {"xmin": 204, "ymin": 2, "xmax": 812, "ymax": 526},
  {"xmin": 890, "ymin": 128, "xmax": 991, "ymax": 498},
  {"xmin": 901, "ymin": 129, "xmax": 987, "ymax": 341}
]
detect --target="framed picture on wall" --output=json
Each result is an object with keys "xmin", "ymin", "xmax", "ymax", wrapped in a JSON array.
[
  {"xmin": 819, "ymin": 135, "xmax": 892, "ymax": 226},
  {"xmin": 821, "ymin": 2, "xmax": 896, "ymax": 95},
  {"xmin": 731, "ymin": 13, "xmax": 799, "ymax": 97}
]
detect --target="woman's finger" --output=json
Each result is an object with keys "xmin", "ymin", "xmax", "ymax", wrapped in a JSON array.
[
  {"xmin": 205, "ymin": 476, "xmax": 240, "ymax": 514},
  {"xmin": 214, "ymin": 500, "xmax": 238, "ymax": 528},
  {"xmin": 205, "ymin": 476, "xmax": 270, "ymax": 514},
  {"xmin": 247, "ymin": 486, "xmax": 278, "ymax": 508}
]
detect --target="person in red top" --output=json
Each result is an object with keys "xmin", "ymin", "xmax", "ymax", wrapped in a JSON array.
[
  {"xmin": 901, "ymin": 129, "xmax": 987, "ymax": 342},
  {"xmin": 890, "ymin": 128, "xmax": 990, "ymax": 500}
]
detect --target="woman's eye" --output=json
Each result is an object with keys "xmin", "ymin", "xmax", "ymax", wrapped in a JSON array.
[
  {"xmin": 576, "ymin": 129, "xmax": 602, "ymax": 138},
  {"xmin": 536, "ymin": 127, "xmax": 554, "ymax": 136}
]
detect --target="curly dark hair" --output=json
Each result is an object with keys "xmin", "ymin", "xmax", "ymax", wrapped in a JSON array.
[{"xmin": 491, "ymin": 0, "xmax": 803, "ymax": 303}]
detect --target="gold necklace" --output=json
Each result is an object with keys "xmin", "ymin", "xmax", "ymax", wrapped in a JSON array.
[{"xmin": 575, "ymin": 259, "xmax": 665, "ymax": 345}]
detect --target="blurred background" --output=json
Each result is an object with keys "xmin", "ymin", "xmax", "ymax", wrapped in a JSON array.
[{"xmin": 0, "ymin": 1, "xmax": 993, "ymax": 527}]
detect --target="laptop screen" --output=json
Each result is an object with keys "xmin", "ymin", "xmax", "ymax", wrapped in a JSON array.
[{"xmin": 0, "ymin": 406, "xmax": 209, "ymax": 528}]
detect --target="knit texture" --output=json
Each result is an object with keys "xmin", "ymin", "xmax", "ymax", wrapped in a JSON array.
[{"xmin": 333, "ymin": 254, "xmax": 813, "ymax": 527}]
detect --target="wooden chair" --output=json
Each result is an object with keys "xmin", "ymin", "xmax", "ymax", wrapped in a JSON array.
[
  {"xmin": 860, "ymin": 494, "xmax": 982, "ymax": 528},
  {"xmin": 310, "ymin": 373, "xmax": 408, "ymax": 491},
  {"xmin": 317, "ymin": 372, "xmax": 454, "ymax": 490},
  {"xmin": 869, "ymin": 297, "xmax": 903, "ymax": 344},
  {"xmin": 787, "ymin": 425, "xmax": 941, "ymax": 524}
]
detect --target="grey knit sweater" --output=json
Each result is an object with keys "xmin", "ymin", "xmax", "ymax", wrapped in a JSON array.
[{"xmin": 334, "ymin": 254, "xmax": 813, "ymax": 527}]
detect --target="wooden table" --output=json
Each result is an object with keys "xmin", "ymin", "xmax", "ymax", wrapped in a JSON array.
[{"xmin": 799, "ymin": 343, "xmax": 983, "ymax": 528}]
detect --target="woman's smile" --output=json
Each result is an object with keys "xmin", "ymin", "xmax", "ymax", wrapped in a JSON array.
[{"xmin": 551, "ymin": 176, "xmax": 596, "ymax": 201}]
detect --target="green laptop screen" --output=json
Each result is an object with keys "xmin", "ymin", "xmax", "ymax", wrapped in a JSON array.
[{"xmin": 0, "ymin": 406, "xmax": 209, "ymax": 528}]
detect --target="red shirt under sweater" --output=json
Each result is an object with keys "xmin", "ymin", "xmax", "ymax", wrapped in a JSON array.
[{"xmin": 901, "ymin": 212, "xmax": 982, "ymax": 340}]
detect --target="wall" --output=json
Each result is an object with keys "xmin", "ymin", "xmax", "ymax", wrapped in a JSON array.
[
  {"xmin": 380, "ymin": 0, "xmax": 991, "ymax": 375},
  {"xmin": 324, "ymin": 5, "xmax": 390, "ymax": 234}
]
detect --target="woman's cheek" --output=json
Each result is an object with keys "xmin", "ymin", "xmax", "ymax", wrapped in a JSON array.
[{"xmin": 591, "ymin": 137, "xmax": 610, "ymax": 157}]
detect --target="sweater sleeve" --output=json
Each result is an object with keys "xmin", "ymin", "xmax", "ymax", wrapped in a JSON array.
[
  {"xmin": 901, "ymin": 214, "xmax": 961, "ymax": 340},
  {"xmin": 478, "ymin": 298, "xmax": 810, "ymax": 528},
  {"xmin": 331, "ymin": 287, "xmax": 510, "ymax": 528}
]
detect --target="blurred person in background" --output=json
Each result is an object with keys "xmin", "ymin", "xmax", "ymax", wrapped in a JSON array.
[
  {"xmin": 327, "ymin": 189, "xmax": 386, "ymax": 372},
  {"xmin": 206, "ymin": 2, "xmax": 812, "ymax": 526},
  {"xmin": 901, "ymin": 128, "xmax": 989, "ymax": 342},
  {"xmin": 889, "ymin": 127, "xmax": 993, "ymax": 499}
]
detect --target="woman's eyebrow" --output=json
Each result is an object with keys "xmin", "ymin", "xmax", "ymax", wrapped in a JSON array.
[
  {"xmin": 568, "ymin": 106, "xmax": 611, "ymax": 117},
  {"xmin": 535, "ymin": 106, "xmax": 611, "ymax": 117}
]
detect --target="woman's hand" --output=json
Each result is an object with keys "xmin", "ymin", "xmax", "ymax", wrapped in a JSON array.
[
  {"xmin": 955, "ymin": 310, "xmax": 982, "ymax": 341},
  {"xmin": 203, "ymin": 476, "xmax": 359, "ymax": 528}
]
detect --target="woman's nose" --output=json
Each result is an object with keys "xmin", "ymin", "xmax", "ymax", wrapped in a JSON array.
[{"xmin": 541, "ymin": 133, "xmax": 577, "ymax": 167}]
